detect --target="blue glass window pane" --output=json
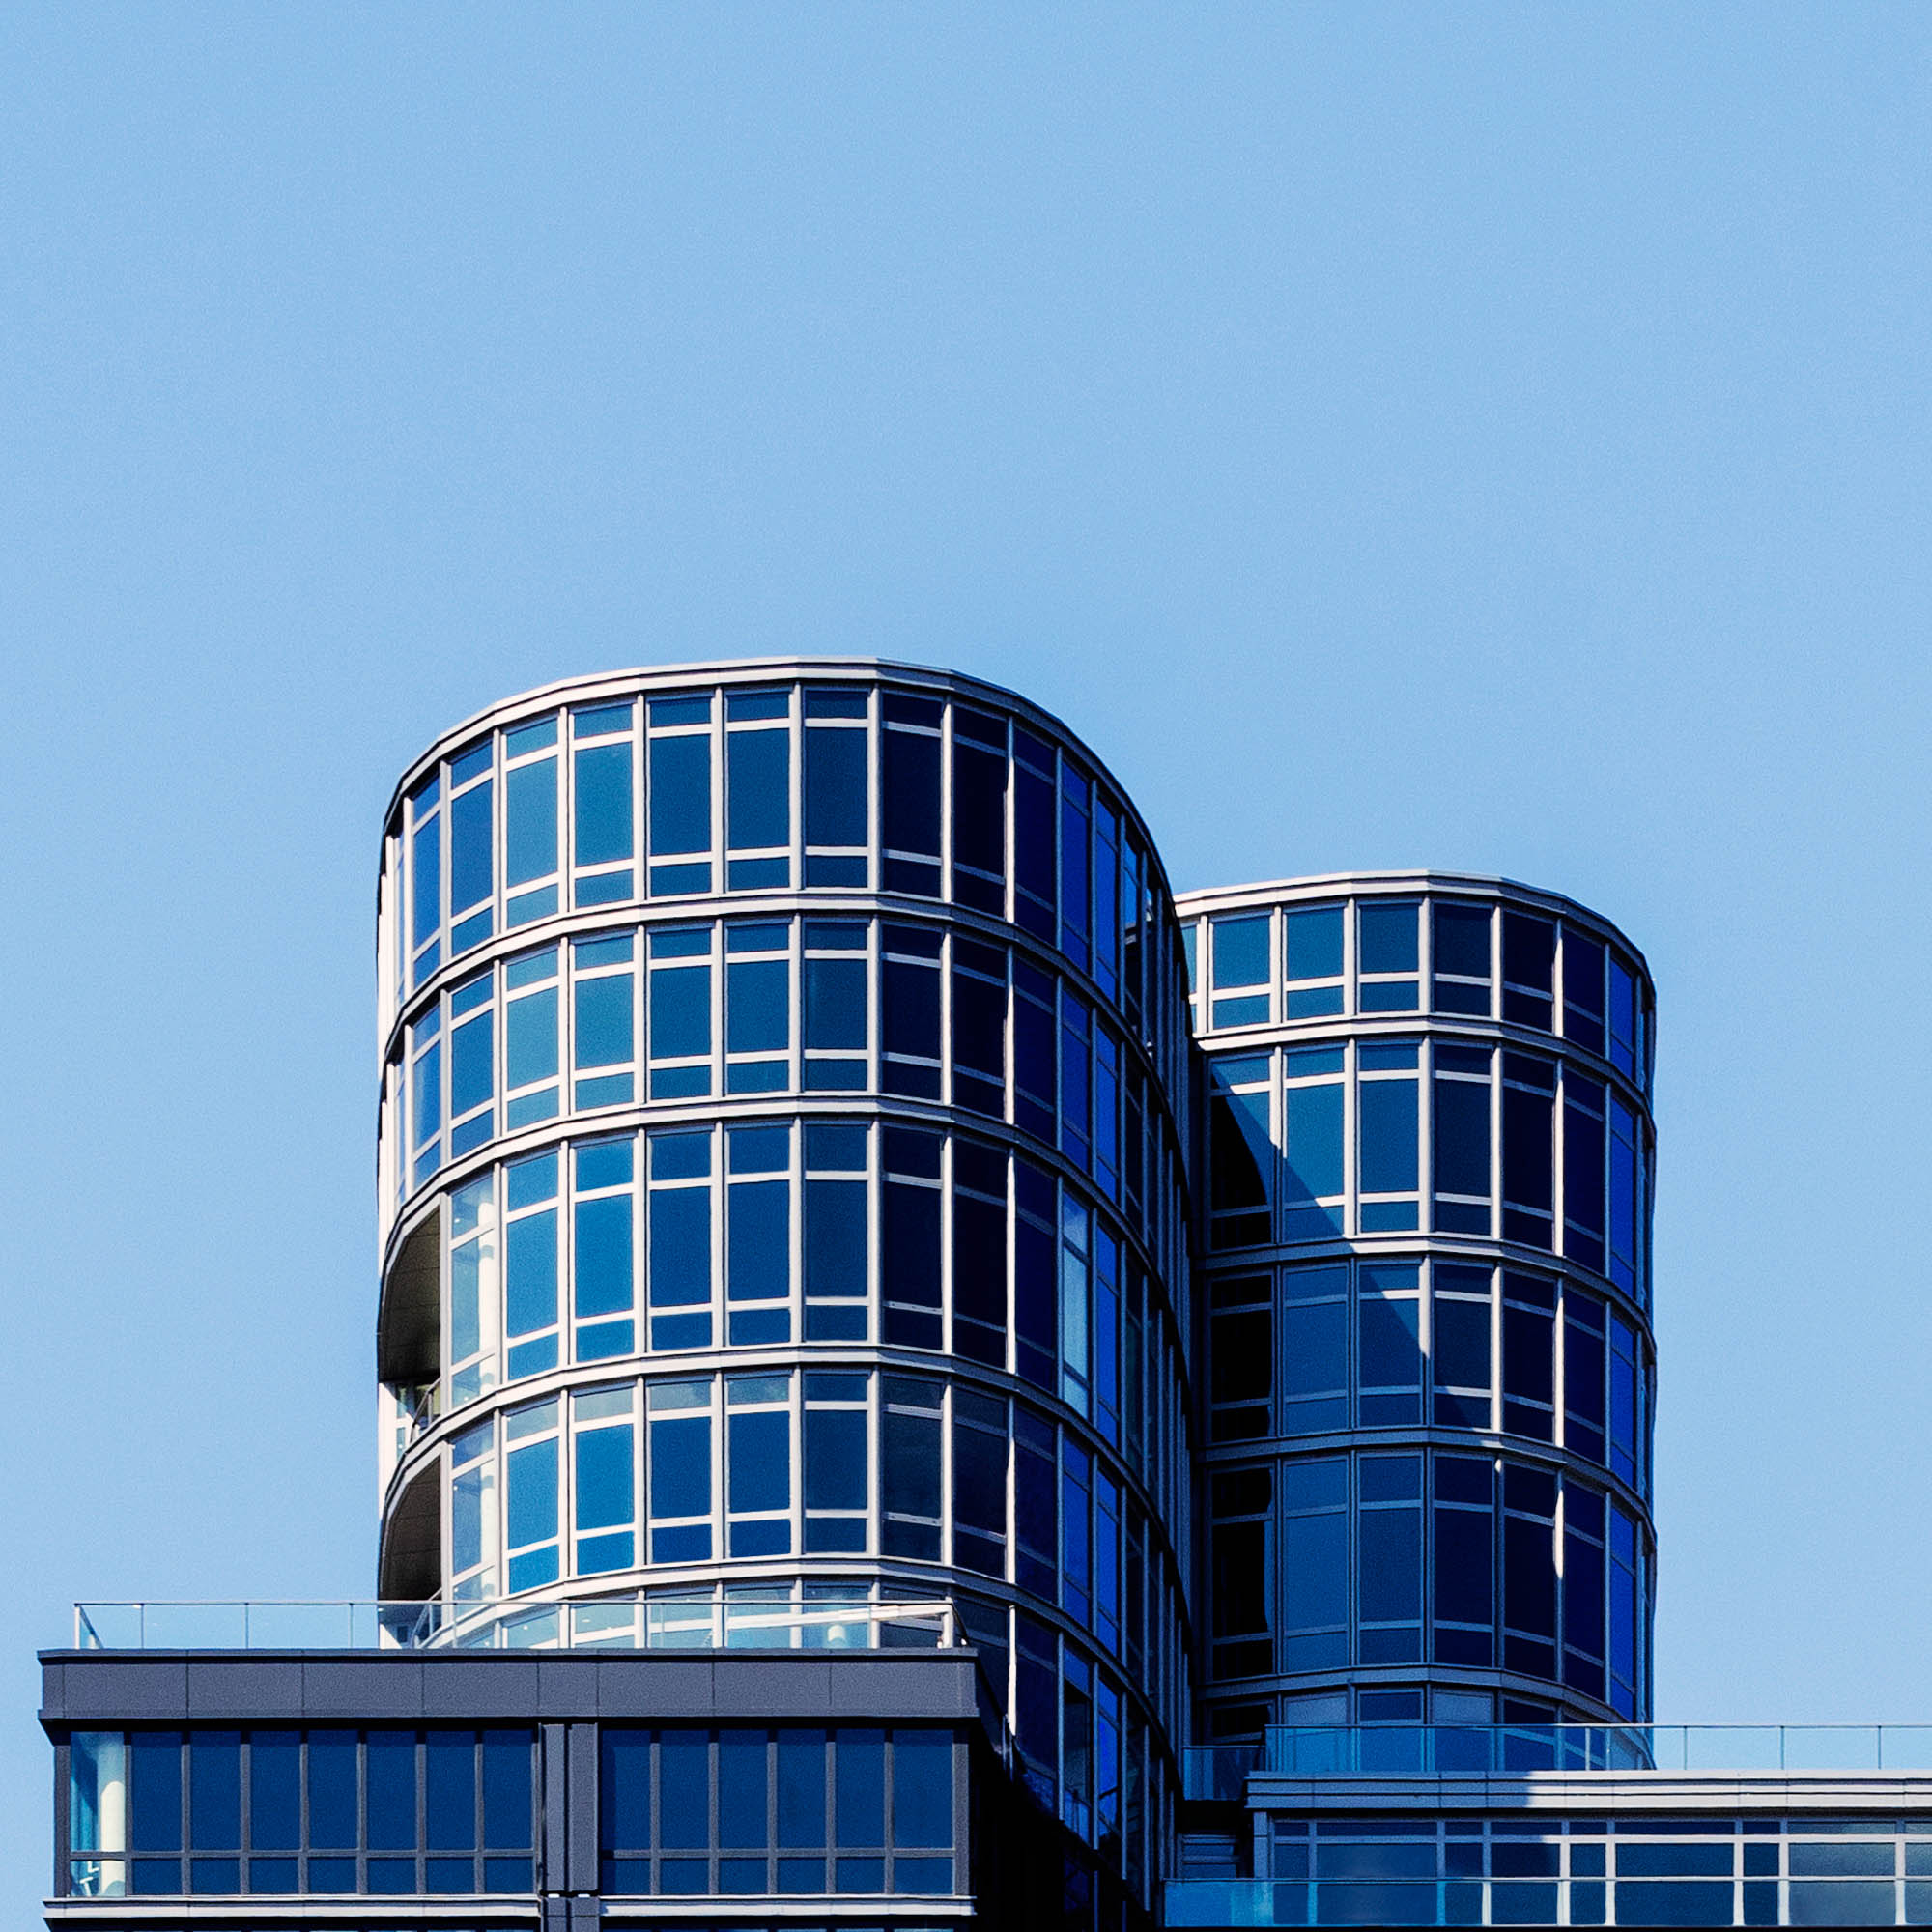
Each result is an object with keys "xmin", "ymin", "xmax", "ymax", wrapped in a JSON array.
[
  {"xmin": 365, "ymin": 1730, "xmax": 415, "ymax": 1850},
  {"xmin": 307, "ymin": 1734, "xmax": 356, "ymax": 1849},
  {"xmin": 1358, "ymin": 1078, "xmax": 1418, "ymax": 1194},
  {"xmin": 806, "ymin": 1179, "xmax": 866, "ymax": 1300},
  {"xmin": 892, "ymin": 1732, "xmax": 952, "ymax": 1848},
  {"xmin": 482, "ymin": 1732, "xmax": 532, "ymax": 1849},
  {"xmin": 836, "ymin": 1731, "xmax": 886, "ymax": 1846},
  {"xmin": 1284, "ymin": 1084, "xmax": 1342, "ymax": 1200},
  {"xmin": 577, "ymin": 1425, "xmax": 635, "ymax": 1530},
  {"xmin": 506, "ymin": 986, "xmax": 559, "ymax": 1088},
  {"xmin": 1285, "ymin": 907, "xmax": 1341, "ymax": 980},
  {"xmin": 426, "ymin": 1732, "xmax": 475, "ymax": 1851},
  {"xmin": 806, "ymin": 728, "xmax": 867, "ymax": 846},
  {"xmin": 506, "ymin": 1210, "xmax": 557, "ymax": 1335},
  {"xmin": 188, "ymin": 1734, "xmax": 240, "ymax": 1850},
  {"xmin": 451, "ymin": 1013, "xmax": 494, "ymax": 1118},
  {"xmin": 651, "ymin": 966, "xmax": 710, "ymax": 1060},
  {"xmin": 1360, "ymin": 1293, "xmax": 1421, "ymax": 1387},
  {"xmin": 729, "ymin": 729, "xmax": 790, "ymax": 849},
  {"xmin": 507, "ymin": 1436, "xmax": 559, "ymax": 1549},
  {"xmin": 412, "ymin": 816, "xmax": 441, "ymax": 950},
  {"xmin": 1212, "ymin": 915, "xmax": 1269, "ymax": 990},
  {"xmin": 805, "ymin": 956, "xmax": 866, "ymax": 1051},
  {"xmin": 728, "ymin": 958, "xmax": 789, "ymax": 1053},
  {"xmin": 651, "ymin": 1410, "xmax": 711, "ymax": 1519},
  {"xmin": 451, "ymin": 781, "xmax": 494, "ymax": 914},
  {"xmin": 720, "ymin": 1729, "xmax": 769, "ymax": 1849},
  {"xmin": 650, "ymin": 734, "xmax": 711, "ymax": 856},
  {"xmin": 248, "ymin": 1734, "xmax": 299, "ymax": 1851},
  {"xmin": 1434, "ymin": 1079, "xmax": 1491, "ymax": 1198},
  {"xmin": 729, "ymin": 1408, "xmax": 790, "ymax": 1513},
  {"xmin": 575, "ymin": 1195, "xmax": 633, "ymax": 1319},
  {"xmin": 1359, "ymin": 901, "xmax": 1418, "ymax": 974},
  {"xmin": 649, "ymin": 1190, "xmax": 710, "ymax": 1307},
  {"xmin": 506, "ymin": 758, "xmax": 557, "ymax": 886},
  {"xmin": 728, "ymin": 1179, "xmax": 789, "ymax": 1300},
  {"xmin": 779, "ymin": 1730, "xmax": 827, "ymax": 1847},
  {"xmin": 659, "ymin": 1732, "xmax": 709, "ymax": 1849},
  {"xmin": 575, "ymin": 744, "xmax": 634, "ymax": 866},
  {"xmin": 805, "ymin": 1408, "xmax": 867, "ymax": 1511},
  {"xmin": 575, "ymin": 975, "xmax": 634, "ymax": 1070}
]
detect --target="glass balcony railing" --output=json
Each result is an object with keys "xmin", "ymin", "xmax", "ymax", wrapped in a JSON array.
[
  {"xmin": 71, "ymin": 1596, "xmax": 965, "ymax": 1653},
  {"xmin": 1181, "ymin": 1723, "xmax": 1932, "ymax": 1798}
]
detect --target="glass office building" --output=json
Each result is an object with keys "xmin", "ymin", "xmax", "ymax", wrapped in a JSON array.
[
  {"xmin": 1184, "ymin": 875, "xmax": 1656, "ymax": 1743},
  {"xmin": 63, "ymin": 656, "xmax": 1931, "ymax": 1932},
  {"xmin": 371, "ymin": 659, "xmax": 1197, "ymax": 1917}
]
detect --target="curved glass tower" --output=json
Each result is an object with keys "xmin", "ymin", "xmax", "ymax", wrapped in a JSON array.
[
  {"xmin": 1181, "ymin": 873, "xmax": 1656, "ymax": 1742},
  {"xmin": 374, "ymin": 659, "xmax": 1195, "ymax": 1877}
]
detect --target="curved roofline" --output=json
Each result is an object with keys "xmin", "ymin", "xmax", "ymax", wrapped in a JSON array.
[
  {"xmin": 377, "ymin": 654, "xmax": 1178, "ymax": 905},
  {"xmin": 1174, "ymin": 868, "xmax": 1651, "ymax": 980}
]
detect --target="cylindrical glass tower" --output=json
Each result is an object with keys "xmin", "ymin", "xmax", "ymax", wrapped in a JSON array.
[
  {"xmin": 1180, "ymin": 873, "xmax": 1656, "ymax": 1743},
  {"xmin": 374, "ymin": 659, "xmax": 1194, "ymax": 1893}
]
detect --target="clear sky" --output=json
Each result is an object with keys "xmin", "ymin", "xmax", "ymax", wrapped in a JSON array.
[{"xmin": 3, "ymin": 2, "xmax": 1930, "ymax": 1889}]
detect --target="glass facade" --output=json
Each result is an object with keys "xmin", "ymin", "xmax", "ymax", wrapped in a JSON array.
[
  {"xmin": 1183, "ymin": 878, "xmax": 1657, "ymax": 1738},
  {"xmin": 375, "ymin": 662, "xmax": 1193, "ymax": 1904}
]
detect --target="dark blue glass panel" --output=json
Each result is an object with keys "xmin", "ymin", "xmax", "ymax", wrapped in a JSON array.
[
  {"xmin": 650, "ymin": 1416, "xmax": 711, "ymax": 1519},
  {"xmin": 577, "ymin": 1425, "xmax": 634, "ymax": 1530},
  {"xmin": 600, "ymin": 1730, "xmax": 650, "ymax": 1851},
  {"xmin": 806, "ymin": 727, "xmax": 867, "ymax": 846},
  {"xmin": 450, "ymin": 781, "xmax": 493, "ymax": 914},
  {"xmin": 1285, "ymin": 907, "xmax": 1341, "ymax": 980},
  {"xmin": 307, "ymin": 1735, "xmax": 356, "ymax": 1850},
  {"xmin": 364, "ymin": 1729, "xmax": 416, "ymax": 1850},
  {"xmin": 450, "ymin": 1012, "xmax": 494, "ymax": 1118},
  {"xmin": 883, "ymin": 728, "xmax": 940, "ymax": 858},
  {"xmin": 248, "ymin": 1856, "xmax": 298, "ymax": 1891},
  {"xmin": 836, "ymin": 1731, "xmax": 885, "ymax": 1847},
  {"xmin": 1212, "ymin": 915, "xmax": 1269, "ymax": 990},
  {"xmin": 248, "ymin": 1733, "xmax": 299, "ymax": 1851},
  {"xmin": 1360, "ymin": 900, "xmax": 1418, "ymax": 973},
  {"xmin": 649, "ymin": 733, "xmax": 711, "ymax": 857},
  {"xmin": 804, "ymin": 955, "xmax": 865, "ymax": 1051},
  {"xmin": 481, "ymin": 1732, "xmax": 531, "ymax": 1849},
  {"xmin": 1359, "ymin": 1078, "xmax": 1417, "ymax": 1194},
  {"xmin": 1434, "ymin": 1077, "xmax": 1490, "ymax": 1198},
  {"xmin": 189, "ymin": 1857, "xmax": 239, "ymax": 1893},
  {"xmin": 805, "ymin": 1407, "xmax": 866, "ymax": 1512},
  {"xmin": 891, "ymin": 1732, "xmax": 952, "ymax": 1849},
  {"xmin": 660, "ymin": 1732, "xmax": 709, "ymax": 1850},
  {"xmin": 130, "ymin": 1732, "xmax": 182, "ymax": 1852},
  {"xmin": 719, "ymin": 1729, "xmax": 768, "ymax": 1848},
  {"xmin": 1284, "ymin": 1083, "xmax": 1342, "ymax": 1201},
  {"xmin": 649, "ymin": 1188, "xmax": 709, "ymax": 1307},
  {"xmin": 574, "ymin": 1195, "xmax": 632, "ymax": 1319},
  {"xmin": 426, "ymin": 1732, "xmax": 475, "ymax": 1851},
  {"xmin": 729, "ymin": 1408, "xmax": 790, "ymax": 1513},
  {"xmin": 727, "ymin": 958, "xmax": 788, "ymax": 1054},
  {"xmin": 366, "ymin": 1856, "xmax": 415, "ymax": 1892},
  {"xmin": 727, "ymin": 1178, "xmax": 787, "ymax": 1302},
  {"xmin": 650, "ymin": 963, "xmax": 710, "ymax": 1059},
  {"xmin": 728, "ymin": 728, "xmax": 789, "ymax": 849},
  {"xmin": 188, "ymin": 1732, "xmax": 240, "ymax": 1850},
  {"xmin": 575, "ymin": 744, "xmax": 633, "ymax": 866}
]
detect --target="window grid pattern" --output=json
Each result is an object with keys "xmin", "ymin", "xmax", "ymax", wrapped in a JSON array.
[
  {"xmin": 1243, "ymin": 1814, "xmax": 1932, "ymax": 1929},
  {"xmin": 597, "ymin": 1725, "xmax": 958, "ymax": 1899},
  {"xmin": 65, "ymin": 1728, "xmax": 534, "ymax": 1900}
]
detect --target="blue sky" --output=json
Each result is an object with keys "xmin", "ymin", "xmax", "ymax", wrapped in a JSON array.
[{"xmin": 3, "ymin": 2, "xmax": 1930, "ymax": 1888}]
